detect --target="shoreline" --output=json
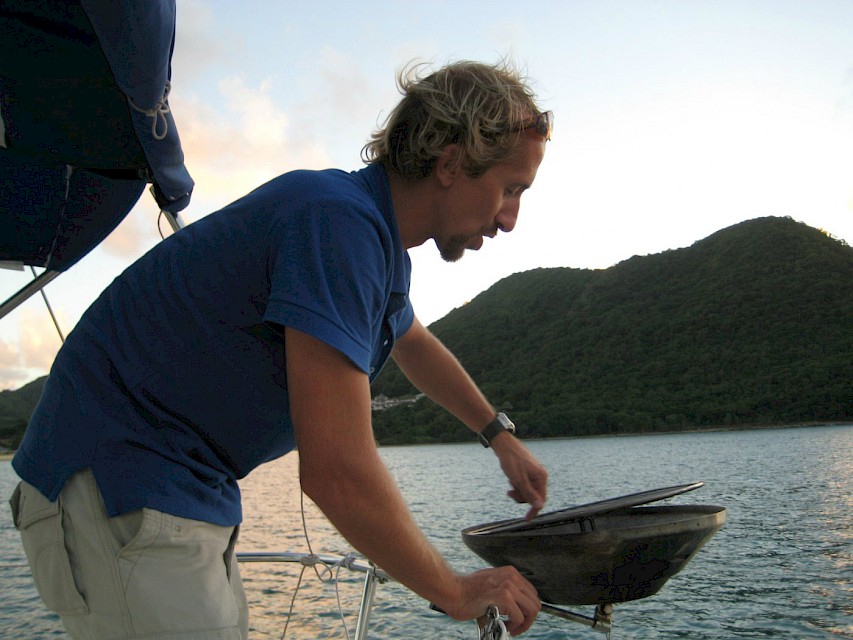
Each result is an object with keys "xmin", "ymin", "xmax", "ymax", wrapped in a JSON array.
[
  {"xmin": 1, "ymin": 422, "xmax": 850, "ymax": 459},
  {"xmin": 376, "ymin": 420, "xmax": 852, "ymax": 447}
]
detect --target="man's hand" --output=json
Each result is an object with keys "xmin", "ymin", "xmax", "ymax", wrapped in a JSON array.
[
  {"xmin": 490, "ymin": 434, "xmax": 548, "ymax": 520},
  {"xmin": 442, "ymin": 566, "xmax": 541, "ymax": 636},
  {"xmin": 390, "ymin": 319, "xmax": 549, "ymax": 520}
]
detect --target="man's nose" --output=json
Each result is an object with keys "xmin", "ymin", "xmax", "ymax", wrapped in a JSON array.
[{"xmin": 495, "ymin": 203, "xmax": 520, "ymax": 233}]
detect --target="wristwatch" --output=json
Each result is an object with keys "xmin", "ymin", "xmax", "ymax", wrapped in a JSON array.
[{"xmin": 478, "ymin": 412, "xmax": 516, "ymax": 447}]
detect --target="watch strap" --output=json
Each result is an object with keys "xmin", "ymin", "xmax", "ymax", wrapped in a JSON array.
[{"xmin": 479, "ymin": 412, "xmax": 515, "ymax": 447}]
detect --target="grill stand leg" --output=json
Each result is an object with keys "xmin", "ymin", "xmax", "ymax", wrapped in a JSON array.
[{"xmin": 540, "ymin": 602, "xmax": 613, "ymax": 634}]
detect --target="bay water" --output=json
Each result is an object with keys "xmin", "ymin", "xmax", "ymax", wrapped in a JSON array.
[{"xmin": 1, "ymin": 424, "xmax": 850, "ymax": 638}]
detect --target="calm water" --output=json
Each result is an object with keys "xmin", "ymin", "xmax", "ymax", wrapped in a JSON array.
[{"xmin": 1, "ymin": 425, "xmax": 851, "ymax": 639}]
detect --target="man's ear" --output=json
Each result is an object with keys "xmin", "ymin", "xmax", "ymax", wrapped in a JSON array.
[{"xmin": 435, "ymin": 144, "xmax": 464, "ymax": 187}]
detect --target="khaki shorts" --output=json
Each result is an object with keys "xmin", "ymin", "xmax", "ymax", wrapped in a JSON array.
[{"xmin": 9, "ymin": 469, "xmax": 248, "ymax": 639}]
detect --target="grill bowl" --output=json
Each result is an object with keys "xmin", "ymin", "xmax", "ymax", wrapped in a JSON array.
[{"xmin": 462, "ymin": 504, "xmax": 726, "ymax": 605}]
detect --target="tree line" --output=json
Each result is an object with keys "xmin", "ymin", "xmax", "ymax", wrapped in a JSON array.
[
  {"xmin": 2, "ymin": 216, "xmax": 851, "ymax": 450},
  {"xmin": 370, "ymin": 216, "xmax": 853, "ymax": 445}
]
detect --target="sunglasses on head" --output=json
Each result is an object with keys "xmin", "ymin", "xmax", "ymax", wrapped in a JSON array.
[{"xmin": 517, "ymin": 110, "xmax": 553, "ymax": 141}]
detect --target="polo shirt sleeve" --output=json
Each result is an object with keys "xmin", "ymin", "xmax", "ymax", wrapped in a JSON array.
[{"xmin": 263, "ymin": 198, "xmax": 391, "ymax": 374}]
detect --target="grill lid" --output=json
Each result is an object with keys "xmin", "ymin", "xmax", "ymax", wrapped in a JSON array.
[{"xmin": 466, "ymin": 481, "xmax": 705, "ymax": 535}]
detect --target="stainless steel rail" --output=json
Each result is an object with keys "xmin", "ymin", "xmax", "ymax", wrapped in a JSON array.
[
  {"xmin": 238, "ymin": 551, "xmax": 614, "ymax": 637},
  {"xmin": 237, "ymin": 551, "xmax": 389, "ymax": 640}
]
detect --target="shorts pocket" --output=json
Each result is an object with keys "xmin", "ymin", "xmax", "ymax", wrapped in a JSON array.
[
  {"xmin": 12, "ymin": 482, "xmax": 89, "ymax": 615},
  {"xmin": 118, "ymin": 513, "xmax": 241, "ymax": 637}
]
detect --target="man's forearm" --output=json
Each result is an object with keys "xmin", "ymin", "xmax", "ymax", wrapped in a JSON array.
[
  {"xmin": 286, "ymin": 326, "xmax": 463, "ymax": 608},
  {"xmin": 299, "ymin": 445, "xmax": 464, "ymax": 608}
]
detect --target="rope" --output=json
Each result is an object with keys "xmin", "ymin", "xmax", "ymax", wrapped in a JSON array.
[
  {"xmin": 277, "ymin": 489, "xmax": 358, "ymax": 640},
  {"xmin": 478, "ymin": 605, "xmax": 509, "ymax": 640},
  {"xmin": 128, "ymin": 81, "xmax": 172, "ymax": 141},
  {"xmin": 157, "ymin": 210, "xmax": 168, "ymax": 239}
]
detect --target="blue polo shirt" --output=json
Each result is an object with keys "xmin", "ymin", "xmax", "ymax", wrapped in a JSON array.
[{"xmin": 13, "ymin": 163, "xmax": 413, "ymax": 526}]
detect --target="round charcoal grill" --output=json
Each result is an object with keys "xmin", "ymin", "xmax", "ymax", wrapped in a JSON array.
[{"xmin": 462, "ymin": 483, "xmax": 726, "ymax": 606}]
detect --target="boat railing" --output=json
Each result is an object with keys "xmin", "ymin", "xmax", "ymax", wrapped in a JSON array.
[
  {"xmin": 237, "ymin": 550, "xmax": 389, "ymax": 640},
  {"xmin": 235, "ymin": 550, "xmax": 613, "ymax": 639}
]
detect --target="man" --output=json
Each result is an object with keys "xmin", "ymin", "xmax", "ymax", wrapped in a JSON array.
[{"xmin": 11, "ymin": 59, "xmax": 552, "ymax": 638}]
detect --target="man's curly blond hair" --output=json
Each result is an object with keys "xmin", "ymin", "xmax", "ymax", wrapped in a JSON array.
[{"xmin": 362, "ymin": 59, "xmax": 544, "ymax": 180}]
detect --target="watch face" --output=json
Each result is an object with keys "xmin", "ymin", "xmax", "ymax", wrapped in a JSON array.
[{"xmin": 497, "ymin": 413, "xmax": 516, "ymax": 433}]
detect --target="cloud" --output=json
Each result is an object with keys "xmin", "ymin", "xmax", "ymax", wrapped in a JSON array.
[
  {"xmin": 311, "ymin": 47, "xmax": 388, "ymax": 127},
  {"xmin": 169, "ymin": 76, "xmax": 332, "ymax": 216},
  {"xmin": 219, "ymin": 76, "xmax": 292, "ymax": 150},
  {"xmin": 173, "ymin": 0, "xmax": 233, "ymax": 79},
  {"xmin": 0, "ymin": 309, "xmax": 63, "ymax": 390},
  {"xmin": 0, "ymin": 338, "xmax": 26, "ymax": 390},
  {"xmin": 100, "ymin": 199, "xmax": 165, "ymax": 259},
  {"xmin": 18, "ymin": 309, "xmax": 62, "ymax": 370}
]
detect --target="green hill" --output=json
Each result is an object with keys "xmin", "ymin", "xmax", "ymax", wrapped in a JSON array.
[
  {"xmin": 370, "ymin": 216, "xmax": 853, "ymax": 444},
  {"xmin": 0, "ymin": 375, "xmax": 46, "ymax": 449},
  {"xmin": 2, "ymin": 216, "xmax": 851, "ymax": 449}
]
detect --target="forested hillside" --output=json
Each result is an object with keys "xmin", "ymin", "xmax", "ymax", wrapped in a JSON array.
[
  {"xmin": 0, "ymin": 376, "xmax": 47, "ymax": 449},
  {"xmin": 371, "ymin": 216, "xmax": 853, "ymax": 444},
  {"xmin": 2, "ymin": 216, "xmax": 851, "ymax": 450}
]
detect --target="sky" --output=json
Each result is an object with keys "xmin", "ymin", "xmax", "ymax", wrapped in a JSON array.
[{"xmin": 2, "ymin": 0, "xmax": 852, "ymax": 391}]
